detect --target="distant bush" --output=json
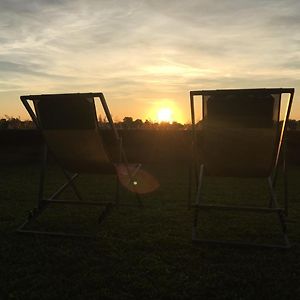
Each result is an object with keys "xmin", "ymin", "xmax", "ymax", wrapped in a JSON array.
[
  {"xmin": 0, "ymin": 114, "xmax": 190, "ymax": 130},
  {"xmin": 0, "ymin": 116, "xmax": 35, "ymax": 129}
]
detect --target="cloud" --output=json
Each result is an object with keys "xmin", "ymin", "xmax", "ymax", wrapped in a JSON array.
[{"xmin": 0, "ymin": 0, "xmax": 300, "ymax": 119}]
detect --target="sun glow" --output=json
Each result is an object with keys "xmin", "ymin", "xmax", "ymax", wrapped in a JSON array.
[
  {"xmin": 147, "ymin": 99, "xmax": 185, "ymax": 124},
  {"xmin": 157, "ymin": 108, "xmax": 173, "ymax": 123}
]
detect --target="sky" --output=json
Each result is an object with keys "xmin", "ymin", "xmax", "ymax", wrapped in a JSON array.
[{"xmin": 0, "ymin": 0, "xmax": 300, "ymax": 123}]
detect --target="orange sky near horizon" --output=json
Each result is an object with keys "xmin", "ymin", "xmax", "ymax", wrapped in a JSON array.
[{"xmin": 1, "ymin": 0, "xmax": 300, "ymax": 123}]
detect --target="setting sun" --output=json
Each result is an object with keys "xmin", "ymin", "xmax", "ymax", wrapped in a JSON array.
[
  {"xmin": 157, "ymin": 108, "xmax": 172, "ymax": 123},
  {"xmin": 148, "ymin": 100, "xmax": 185, "ymax": 124}
]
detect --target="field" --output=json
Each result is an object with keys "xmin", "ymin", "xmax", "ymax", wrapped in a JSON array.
[{"xmin": 0, "ymin": 159, "xmax": 299, "ymax": 300}]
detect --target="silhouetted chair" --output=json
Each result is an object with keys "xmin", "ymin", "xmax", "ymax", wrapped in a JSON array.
[
  {"xmin": 189, "ymin": 88, "xmax": 294, "ymax": 248},
  {"xmin": 18, "ymin": 92, "xmax": 151, "ymax": 237}
]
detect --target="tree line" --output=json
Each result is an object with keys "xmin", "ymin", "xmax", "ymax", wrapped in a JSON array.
[
  {"xmin": 0, "ymin": 116, "xmax": 189, "ymax": 130},
  {"xmin": 1, "ymin": 115, "xmax": 299, "ymax": 130}
]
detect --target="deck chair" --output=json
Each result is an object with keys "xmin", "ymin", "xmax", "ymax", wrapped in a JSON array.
[
  {"xmin": 189, "ymin": 88, "xmax": 294, "ymax": 248},
  {"xmin": 17, "ymin": 92, "xmax": 152, "ymax": 237}
]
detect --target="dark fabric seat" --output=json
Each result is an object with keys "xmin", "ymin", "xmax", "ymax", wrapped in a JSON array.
[
  {"xmin": 18, "ymin": 92, "xmax": 158, "ymax": 237},
  {"xmin": 189, "ymin": 88, "xmax": 295, "ymax": 248}
]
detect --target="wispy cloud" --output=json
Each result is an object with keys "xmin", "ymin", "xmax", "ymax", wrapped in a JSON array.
[{"xmin": 0, "ymin": 0, "xmax": 300, "ymax": 120}]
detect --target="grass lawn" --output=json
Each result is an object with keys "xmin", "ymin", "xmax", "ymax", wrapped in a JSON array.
[{"xmin": 0, "ymin": 161, "xmax": 299, "ymax": 299}]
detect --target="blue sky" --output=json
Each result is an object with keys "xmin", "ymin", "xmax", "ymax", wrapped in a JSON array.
[{"xmin": 0, "ymin": 0, "xmax": 299, "ymax": 122}]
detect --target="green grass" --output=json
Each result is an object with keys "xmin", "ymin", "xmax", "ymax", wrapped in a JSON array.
[{"xmin": 0, "ymin": 162, "xmax": 299, "ymax": 300}]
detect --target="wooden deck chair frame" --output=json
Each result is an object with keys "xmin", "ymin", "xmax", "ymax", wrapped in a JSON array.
[
  {"xmin": 189, "ymin": 88, "xmax": 294, "ymax": 249},
  {"xmin": 17, "ymin": 92, "xmax": 142, "ymax": 238}
]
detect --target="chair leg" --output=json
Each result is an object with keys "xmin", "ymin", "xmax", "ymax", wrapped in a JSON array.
[
  {"xmin": 37, "ymin": 144, "xmax": 47, "ymax": 208},
  {"xmin": 17, "ymin": 162, "xmax": 114, "ymax": 238},
  {"xmin": 18, "ymin": 199, "xmax": 114, "ymax": 238},
  {"xmin": 282, "ymin": 145, "xmax": 288, "ymax": 216},
  {"xmin": 192, "ymin": 168, "xmax": 291, "ymax": 249},
  {"xmin": 98, "ymin": 203, "xmax": 113, "ymax": 224},
  {"xmin": 61, "ymin": 169, "xmax": 83, "ymax": 201},
  {"xmin": 188, "ymin": 162, "xmax": 192, "ymax": 209},
  {"xmin": 48, "ymin": 173, "xmax": 79, "ymax": 201},
  {"xmin": 268, "ymin": 176, "xmax": 277, "ymax": 208},
  {"xmin": 115, "ymin": 175, "xmax": 120, "ymax": 206},
  {"xmin": 192, "ymin": 164, "xmax": 204, "ymax": 240},
  {"xmin": 17, "ymin": 199, "xmax": 50, "ymax": 234},
  {"xmin": 195, "ymin": 164, "xmax": 204, "ymax": 206},
  {"xmin": 277, "ymin": 210, "xmax": 290, "ymax": 247}
]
